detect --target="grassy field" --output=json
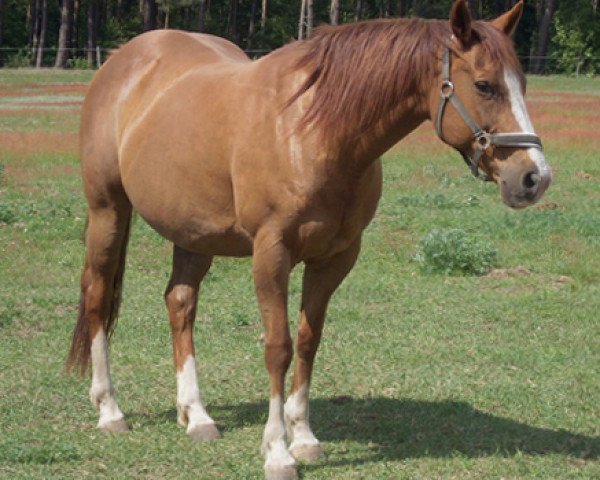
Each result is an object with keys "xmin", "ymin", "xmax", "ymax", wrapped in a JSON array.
[{"xmin": 0, "ymin": 69, "xmax": 599, "ymax": 479}]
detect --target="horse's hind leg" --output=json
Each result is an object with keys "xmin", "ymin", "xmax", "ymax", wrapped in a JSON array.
[
  {"xmin": 284, "ymin": 238, "xmax": 361, "ymax": 462},
  {"xmin": 68, "ymin": 191, "xmax": 132, "ymax": 432},
  {"xmin": 164, "ymin": 245, "xmax": 220, "ymax": 441}
]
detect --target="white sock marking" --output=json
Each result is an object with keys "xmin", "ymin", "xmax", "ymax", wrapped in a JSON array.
[
  {"xmin": 176, "ymin": 355, "xmax": 215, "ymax": 431},
  {"xmin": 90, "ymin": 331, "xmax": 125, "ymax": 427},
  {"xmin": 504, "ymin": 69, "xmax": 552, "ymax": 181},
  {"xmin": 263, "ymin": 395, "xmax": 296, "ymax": 468},
  {"xmin": 284, "ymin": 384, "xmax": 320, "ymax": 450}
]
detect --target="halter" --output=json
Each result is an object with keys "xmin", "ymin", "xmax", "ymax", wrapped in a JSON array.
[{"xmin": 435, "ymin": 47, "xmax": 543, "ymax": 180}]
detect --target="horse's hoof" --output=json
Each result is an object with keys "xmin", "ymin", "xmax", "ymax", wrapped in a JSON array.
[
  {"xmin": 99, "ymin": 418, "xmax": 130, "ymax": 433},
  {"xmin": 290, "ymin": 443, "xmax": 325, "ymax": 462},
  {"xmin": 188, "ymin": 423, "xmax": 221, "ymax": 442},
  {"xmin": 264, "ymin": 465, "xmax": 298, "ymax": 480}
]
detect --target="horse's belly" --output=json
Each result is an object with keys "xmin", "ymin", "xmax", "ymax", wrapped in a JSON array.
[
  {"xmin": 121, "ymin": 157, "xmax": 253, "ymax": 256},
  {"xmin": 146, "ymin": 214, "xmax": 253, "ymax": 257}
]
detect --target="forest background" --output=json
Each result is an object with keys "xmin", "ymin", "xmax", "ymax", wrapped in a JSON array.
[{"xmin": 0, "ymin": 0, "xmax": 598, "ymax": 74}]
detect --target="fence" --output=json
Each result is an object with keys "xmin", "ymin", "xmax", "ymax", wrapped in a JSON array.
[{"xmin": 0, "ymin": 47, "xmax": 598, "ymax": 75}]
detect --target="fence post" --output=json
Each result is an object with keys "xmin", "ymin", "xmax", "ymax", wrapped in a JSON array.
[{"xmin": 96, "ymin": 46, "xmax": 101, "ymax": 68}]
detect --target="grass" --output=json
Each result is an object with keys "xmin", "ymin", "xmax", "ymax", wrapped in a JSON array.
[{"xmin": 0, "ymin": 71, "xmax": 599, "ymax": 479}]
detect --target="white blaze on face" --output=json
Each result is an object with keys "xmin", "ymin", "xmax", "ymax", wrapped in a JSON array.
[{"xmin": 504, "ymin": 69, "xmax": 552, "ymax": 181}]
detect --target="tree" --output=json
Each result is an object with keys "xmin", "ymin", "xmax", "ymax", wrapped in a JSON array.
[
  {"xmin": 261, "ymin": 0, "xmax": 267, "ymax": 28},
  {"xmin": 298, "ymin": 0, "xmax": 306, "ymax": 39},
  {"xmin": 228, "ymin": 0, "xmax": 239, "ymax": 43},
  {"xmin": 247, "ymin": 0, "xmax": 259, "ymax": 49},
  {"xmin": 533, "ymin": 0, "xmax": 556, "ymax": 73},
  {"xmin": 0, "ymin": 0, "xmax": 4, "ymax": 67},
  {"xmin": 330, "ymin": 0, "xmax": 339, "ymax": 25},
  {"xmin": 396, "ymin": 0, "xmax": 405, "ymax": 16},
  {"xmin": 55, "ymin": 0, "xmax": 74, "ymax": 68},
  {"xmin": 198, "ymin": 0, "xmax": 207, "ymax": 32},
  {"xmin": 467, "ymin": 0, "xmax": 480, "ymax": 19},
  {"xmin": 35, "ymin": 0, "xmax": 47, "ymax": 67},
  {"xmin": 355, "ymin": 0, "xmax": 365, "ymax": 21},
  {"xmin": 87, "ymin": 0, "xmax": 98, "ymax": 66},
  {"xmin": 143, "ymin": 0, "xmax": 157, "ymax": 31}
]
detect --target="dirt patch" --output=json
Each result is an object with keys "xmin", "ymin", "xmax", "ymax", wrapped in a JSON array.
[
  {"xmin": 0, "ymin": 108, "xmax": 76, "ymax": 117},
  {"xmin": 0, "ymin": 131, "xmax": 78, "ymax": 156},
  {"xmin": 0, "ymin": 83, "xmax": 88, "ymax": 97},
  {"xmin": 485, "ymin": 267, "xmax": 574, "ymax": 291},
  {"xmin": 533, "ymin": 200, "xmax": 563, "ymax": 211},
  {"xmin": 575, "ymin": 171, "xmax": 595, "ymax": 181},
  {"xmin": 486, "ymin": 266, "xmax": 532, "ymax": 279},
  {"xmin": 16, "ymin": 101, "xmax": 82, "ymax": 108},
  {"xmin": 3, "ymin": 160, "xmax": 79, "ymax": 189}
]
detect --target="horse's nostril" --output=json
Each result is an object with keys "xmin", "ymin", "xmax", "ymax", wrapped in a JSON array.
[{"xmin": 523, "ymin": 171, "xmax": 540, "ymax": 189}]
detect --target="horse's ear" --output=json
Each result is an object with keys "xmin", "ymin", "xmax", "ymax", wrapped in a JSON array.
[
  {"xmin": 450, "ymin": 0, "xmax": 473, "ymax": 48},
  {"xmin": 491, "ymin": 0, "xmax": 524, "ymax": 37}
]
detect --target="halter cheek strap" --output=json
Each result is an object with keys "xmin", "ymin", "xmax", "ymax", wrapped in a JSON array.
[{"xmin": 435, "ymin": 47, "xmax": 543, "ymax": 180}]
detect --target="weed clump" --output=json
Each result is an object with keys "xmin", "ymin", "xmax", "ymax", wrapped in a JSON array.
[{"xmin": 414, "ymin": 228, "xmax": 497, "ymax": 276}]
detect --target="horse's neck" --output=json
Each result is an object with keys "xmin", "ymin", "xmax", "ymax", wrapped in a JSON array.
[
  {"xmin": 354, "ymin": 99, "xmax": 430, "ymax": 162},
  {"xmin": 262, "ymin": 42, "xmax": 434, "ymax": 174},
  {"xmin": 273, "ymin": 45, "xmax": 430, "ymax": 170}
]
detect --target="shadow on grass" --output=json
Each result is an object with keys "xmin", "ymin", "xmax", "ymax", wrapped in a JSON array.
[{"xmin": 213, "ymin": 396, "xmax": 598, "ymax": 466}]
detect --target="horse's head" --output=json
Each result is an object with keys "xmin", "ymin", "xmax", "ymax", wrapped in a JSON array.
[{"xmin": 430, "ymin": 0, "xmax": 551, "ymax": 208}]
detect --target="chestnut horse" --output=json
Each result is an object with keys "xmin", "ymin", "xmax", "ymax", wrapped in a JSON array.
[{"xmin": 68, "ymin": 1, "xmax": 551, "ymax": 478}]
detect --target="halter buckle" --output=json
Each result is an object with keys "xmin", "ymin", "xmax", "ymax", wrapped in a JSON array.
[{"xmin": 440, "ymin": 80, "xmax": 454, "ymax": 99}]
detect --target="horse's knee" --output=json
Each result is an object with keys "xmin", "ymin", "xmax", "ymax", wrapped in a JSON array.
[
  {"xmin": 265, "ymin": 337, "xmax": 293, "ymax": 373},
  {"xmin": 165, "ymin": 285, "xmax": 196, "ymax": 324}
]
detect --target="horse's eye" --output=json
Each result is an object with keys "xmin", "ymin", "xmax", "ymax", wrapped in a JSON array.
[{"xmin": 475, "ymin": 81, "xmax": 495, "ymax": 97}]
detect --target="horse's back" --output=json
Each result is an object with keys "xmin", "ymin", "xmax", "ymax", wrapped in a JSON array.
[{"xmin": 80, "ymin": 31, "xmax": 249, "ymax": 205}]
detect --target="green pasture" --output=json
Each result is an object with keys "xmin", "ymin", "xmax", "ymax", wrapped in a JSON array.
[{"xmin": 0, "ymin": 70, "xmax": 598, "ymax": 479}]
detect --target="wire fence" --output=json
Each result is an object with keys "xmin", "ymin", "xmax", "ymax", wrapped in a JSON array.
[{"xmin": 0, "ymin": 47, "xmax": 599, "ymax": 75}]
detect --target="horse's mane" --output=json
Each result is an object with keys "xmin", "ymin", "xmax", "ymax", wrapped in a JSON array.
[{"xmin": 289, "ymin": 18, "xmax": 522, "ymax": 139}]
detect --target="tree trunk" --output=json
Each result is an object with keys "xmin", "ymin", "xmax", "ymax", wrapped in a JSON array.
[
  {"xmin": 261, "ymin": 0, "xmax": 267, "ymax": 28},
  {"xmin": 36, "ymin": 0, "xmax": 47, "ymax": 68},
  {"xmin": 330, "ymin": 0, "xmax": 339, "ymax": 25},
  {"xmin": 354, "ymin": 0, "xmax": 364, "ymax": 21},
  {"xmin": 228, "ymin": 0, "xmax": 239, "ymax": 43},
  {"xmin": 28, "ymin": 0, "xmax": 37, "ymax": 47},
  {"xmin": 87, "ymin": 0, "xmax": 97, "ymax": 66},
  {"xmin": 467, "ymin": 0, "xmax": 479, "ymax": 19},
  {"xmin": 298, "ymin": 0, "xmax": 306, "ymax": 39},
  {"xmin": 533, "ymin": 0, "xmax": 556, "ymax": 74},
  {"xmin": 380, "ymin": 0, "xmax": 391, "ymax": 18},
  {"xmin": 395, "ymin": 0, "xmax": 404, "ymax": 16},
  {"xmin": 142, "ymin": 0, "xmax": 157, "ymax": 31},
  {"xmin": 247, "ymin": 0, "xmax": 259, "ymax": 50},
  {"xmin": 0, "ymin": 0, "xmax": 4, "ymax": 67},
  {"xmin": 31, "ymin": 0, "xmax": 40, "ymax": 64},
  {"xmin": 73, "ymin": 0, "xmax": 80, "ymax": 52},
  {"xmin": 55, "ymin": 0, "xmax": 74, "ymax": 68},
  {"xmin": 306, "ymin": 0, "xmax": 313, "ymax": 37},
  {"xmin": 198, "ymin": 0, "xmax": 207, "ymax": 32}
]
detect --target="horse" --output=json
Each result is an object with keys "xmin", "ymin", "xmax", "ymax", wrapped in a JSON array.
[{"xmin": 67, "ymin": 1, "xmax": 551, "ymax": 478}]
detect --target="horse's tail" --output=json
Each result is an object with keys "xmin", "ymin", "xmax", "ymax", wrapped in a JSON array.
[{"xmin": 67, "ymin": 211, "xmax": 132, "ymax": 376}]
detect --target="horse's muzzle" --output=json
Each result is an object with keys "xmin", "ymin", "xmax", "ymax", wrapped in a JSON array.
[{"xmin": 500, "ymin": 164, "xmax": 552, "ymax": 209}]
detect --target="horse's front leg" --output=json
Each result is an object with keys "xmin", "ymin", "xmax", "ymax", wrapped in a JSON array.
[
  {"xmin": 285, "ymin": 238, "xmax": 362, "ymax": 462},
  {"xmin": 252, "ymin": 229, "xmax": 297, "ymax": 480}
]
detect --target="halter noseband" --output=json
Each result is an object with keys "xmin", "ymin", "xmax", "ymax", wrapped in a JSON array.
[{"xmin": 435, "ymin": 47, "xmax": 543, "ymax": 180}]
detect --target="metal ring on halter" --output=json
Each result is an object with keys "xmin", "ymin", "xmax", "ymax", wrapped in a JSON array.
[
  {"xmin": 475, "ymin": 132, "xmax": 492, "ymax": 150},
  {"xmin": 440, "ymin": 80, "xmax": 455, "ymax": 99}
]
